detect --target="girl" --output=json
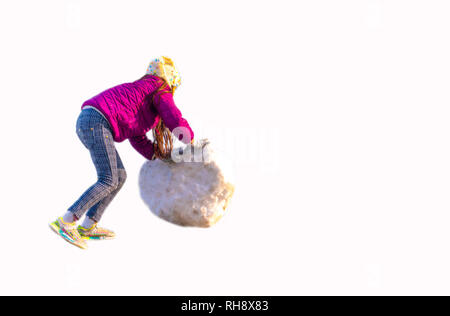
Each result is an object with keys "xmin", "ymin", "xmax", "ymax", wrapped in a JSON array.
[{"xmin": 50, "ymin": 56, "xmax": 194, "ymax": 249}]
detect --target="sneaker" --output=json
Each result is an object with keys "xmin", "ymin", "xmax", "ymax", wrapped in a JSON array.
[
  {"xmin": 49, "ymin": 217, "xmax": 88, "ymax": 250},
  {"xmin": 78, "ymin": 223, "xmax": 116, "ymax": 240}
]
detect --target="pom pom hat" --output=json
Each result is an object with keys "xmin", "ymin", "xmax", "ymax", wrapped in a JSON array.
[{"xmin": 146, "ymin": 56, "xmax": 181, "ymax": 90}]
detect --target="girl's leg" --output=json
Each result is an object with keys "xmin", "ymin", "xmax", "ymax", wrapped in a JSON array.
[
  {"xmin": 85, "ymin": 149, "xmax": 127, "ymax": 223},
  {"xmin": 67, "ymin": 112, "xmax": 121, "ymax": 220}
]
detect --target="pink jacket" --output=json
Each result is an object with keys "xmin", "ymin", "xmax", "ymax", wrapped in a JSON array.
[{"xmin": 81, "ymin": 74, "xmax": 194, "ymax": 160}]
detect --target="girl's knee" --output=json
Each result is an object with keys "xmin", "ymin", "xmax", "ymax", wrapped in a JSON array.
[
  {"xmin": 98, "ymin": 177, "xmax": 120, "ymax": 192},
  {"xmin": 117, "ymin": 169, "xmax": 127, "ymax": 189},
  {"xmin": 98, "ymin": 170, "xmax": 126, "ymax": 192},
  {"xmin": 118, "ymin": 169, "xmax": 127, "ymax": 184}
]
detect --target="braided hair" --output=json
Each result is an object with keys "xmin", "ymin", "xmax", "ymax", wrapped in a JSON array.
[{"xmin": 151, "ymin": 78, "xmax": 176, "ymax": 160}]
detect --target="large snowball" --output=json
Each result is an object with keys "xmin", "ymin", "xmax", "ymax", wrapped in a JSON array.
[{"xmin": 139, "ymin": 139, "xmax": 235, "ymax": 227}]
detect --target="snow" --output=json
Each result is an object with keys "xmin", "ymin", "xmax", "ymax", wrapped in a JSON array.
[{"xmin": 139, "ymin": 140, "xmax": 235, "ymax": 227}]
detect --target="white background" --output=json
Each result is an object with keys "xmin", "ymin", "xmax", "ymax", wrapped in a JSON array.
[{"xmin": 1, "ymin": 0, "xmax": 450, "ymax": 295}]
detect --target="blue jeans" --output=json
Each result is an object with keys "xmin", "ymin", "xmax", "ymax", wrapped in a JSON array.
[{"xmin": 68, "ymin": 108, "xmax": 127, "ymax": 222}]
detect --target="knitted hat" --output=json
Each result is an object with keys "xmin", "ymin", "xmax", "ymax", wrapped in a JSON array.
[{"xmin": 146, "ymin": 56, "xmax": 181, "ymax": 90}]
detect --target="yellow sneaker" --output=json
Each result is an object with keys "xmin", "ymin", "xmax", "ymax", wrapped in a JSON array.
[
  {"xmin": 78, "ymin": 223, "xmax": 116, "ymax": 240},
  {"xmin": 49, "ymin": 217, "xmax": 88, "ymax": 250}
]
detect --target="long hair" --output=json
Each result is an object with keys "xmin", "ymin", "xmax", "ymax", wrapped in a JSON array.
[{"xmin": 149, "ymin": 76, "xmax": 175, "ymax": 160}]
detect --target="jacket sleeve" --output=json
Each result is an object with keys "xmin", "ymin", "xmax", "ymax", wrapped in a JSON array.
[
  {"xmin": 129, "ymin": 134, "xmax": 155, "ymax": 160},
  {"xmin": 153, "ymin": 92, "xmax": 194, "ymax": 144}
]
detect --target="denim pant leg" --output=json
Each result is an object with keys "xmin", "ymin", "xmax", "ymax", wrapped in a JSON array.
[
  {"xmin": 68, "ymin": 109, "xmax": 125, "ymax": 221},
  {"xmin": 86, "ymin": 148, "xmax": 127, "ymax": 222}
]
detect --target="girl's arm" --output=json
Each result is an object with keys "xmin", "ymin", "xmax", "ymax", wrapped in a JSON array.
[
  {"xmin": 129, "ymin": 134, "xmax": 155, "ymax": 160},
  {"xmin": 153, "ymin": 92, "xmax": 194, "ymax": 144}
]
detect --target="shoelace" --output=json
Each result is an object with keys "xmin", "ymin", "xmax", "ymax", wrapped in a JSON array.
[
  {"xmin": 60, "ymin": 220, "xmax": 83, "ymax": 240},
  {"xmin": 80, "ymin": 224, "xmax": 101, "ymax": 236},
  {"xmin": 80, "ymin": 223, "xmax": 114, "ymax": 237}
]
